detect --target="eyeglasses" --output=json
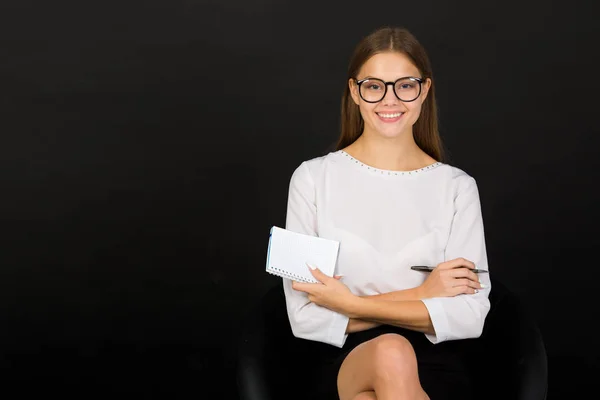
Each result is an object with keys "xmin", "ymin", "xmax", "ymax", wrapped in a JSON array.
[{"xmin": 354, "ymin": 76, "xmax": 424, "ymax": 103}]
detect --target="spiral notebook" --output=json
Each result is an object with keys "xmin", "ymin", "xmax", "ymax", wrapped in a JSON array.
[{"xmin": 265, "ymin": 226, "xmax": 340, "ymax": 283}]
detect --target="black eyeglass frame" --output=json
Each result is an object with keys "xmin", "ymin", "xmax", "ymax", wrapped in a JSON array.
[{"xmin": 353, "ymin": 76, "xmax": 425, "ymax": 103}]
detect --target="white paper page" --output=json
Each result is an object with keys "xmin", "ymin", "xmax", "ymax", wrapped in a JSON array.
[{"xmin": 266, "ymin": 226, "xmax": 340, "ymax": 283}]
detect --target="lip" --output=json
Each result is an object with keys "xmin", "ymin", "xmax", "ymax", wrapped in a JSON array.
[{"xmin": 376, "ymin": 111, "xmax": 405, "ymax": 123}]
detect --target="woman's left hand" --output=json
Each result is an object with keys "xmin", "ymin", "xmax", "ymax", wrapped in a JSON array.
[{"xmin": 291, "ymin": 263, "xmax": 357, "ymax": 315}]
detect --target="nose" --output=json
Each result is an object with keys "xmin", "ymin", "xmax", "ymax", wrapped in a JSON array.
[{"xmin": 381, "ymin": 83, "xmax": 399, "ymax": 105}]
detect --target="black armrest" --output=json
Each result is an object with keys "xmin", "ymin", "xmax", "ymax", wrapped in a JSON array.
[
  {"xmin": 472, "ymin": 279, "xmax": 548, "ymax": 400},
  {"xmin": 514, "ymin": 303, "xmax": 548, "ymax": 400},
  {"xmin": 236, "ymin": 284, "xmax": 284, "ymax": 400}
]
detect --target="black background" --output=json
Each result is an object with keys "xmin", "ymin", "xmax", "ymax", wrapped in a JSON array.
[{"xmin": 1, "ymin": 0, "xmax": 598, "ymax": 398}]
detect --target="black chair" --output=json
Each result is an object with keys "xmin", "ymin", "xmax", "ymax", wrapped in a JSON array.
[{"xmin": 236, "ymin": 277, "xmax": 548, "ymax": 400}]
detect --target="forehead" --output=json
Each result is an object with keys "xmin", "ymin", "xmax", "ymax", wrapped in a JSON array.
[{"xmin": 358, "ymin": 52, "xmax": 421, "ymax": 80}]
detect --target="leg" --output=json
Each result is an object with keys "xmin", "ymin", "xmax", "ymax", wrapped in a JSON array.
[
  {"xmin": 352, "ymin": 391, "xmax": 377, "ymax": 400},
  {"xmin": 337, "ymin": 333, "xmax": 429, "ymax": 400}
]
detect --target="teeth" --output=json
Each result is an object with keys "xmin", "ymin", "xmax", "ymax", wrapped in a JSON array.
[{"xmin": 378, "ymin": 113, "xmax": 403, "ymax": 118}]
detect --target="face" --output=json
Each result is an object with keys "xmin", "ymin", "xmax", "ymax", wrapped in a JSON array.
[{"xmin": 349, "ymin": 51, "xmax": 431, "ymax": 140}]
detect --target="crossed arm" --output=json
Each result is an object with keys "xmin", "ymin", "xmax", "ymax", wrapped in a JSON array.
[
  {"xmin": 345, "ymin": 286, "xmax": 424, "ymax": 333},
  {"xmin": 292, "ymin": 258, "xmax": 483, "ymax": 336}
]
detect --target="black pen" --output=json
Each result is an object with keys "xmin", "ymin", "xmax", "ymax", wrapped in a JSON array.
[{"xmin": 410, "ymin": 265, "xmax": 489, "ymax": 273}]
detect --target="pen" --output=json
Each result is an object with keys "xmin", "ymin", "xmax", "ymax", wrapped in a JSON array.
[{"xmin": 410, "ymin": 265, "xmax": 489, "ymax": 273}]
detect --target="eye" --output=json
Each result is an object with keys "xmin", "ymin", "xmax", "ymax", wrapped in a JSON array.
[{"xmin": 398, "ymin": 82, "xmax": 416, "ymax": 90}]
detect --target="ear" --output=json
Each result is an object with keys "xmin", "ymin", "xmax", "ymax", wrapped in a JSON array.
[
  {"xmin": 349, "ymin": 78, "xmax": 360, "ymax": 105},
  {"xmin": 420, "ymin": 77, "xmax": 432, "ymax": 102}
]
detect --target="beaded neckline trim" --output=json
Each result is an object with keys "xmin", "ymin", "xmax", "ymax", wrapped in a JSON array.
[{"xmin": 339, "ymin": 150, "xmax": 443, "ymax": 176}]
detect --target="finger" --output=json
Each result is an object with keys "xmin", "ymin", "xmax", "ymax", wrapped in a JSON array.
[
  {"xmin": 306, "ymin": 263, "xmax": 330, "ymax": 282},
  {"xmin": 467, "ymin": 270, "xmax": 480, "ymax": 283},
  {"xmin": 453, "ymin": 278, "xmax": 481, "ymax": 289},
  {"xmin": 334, "ymin": 275, "xmax": 344, "ymax": 280},
  {"xmin": 464, "ymin": 278, "xmax": 482, "ymax": 289},
  {"xmin": 453, "ymin": 258, "xmax": 475, "ymax": 269},
  {"xmin": 442, "ymin": 257, "xmax": 475, "ymax": 270},
  {"xmin": 454, "ymin": 285, "xmax": 477, "ymax": 296},
  {"xmin": 453, "ymin": 278, "xmax": 474, "ymax": 288},
  {"xmin": 292, "ymin": 281, "xmax": 313, "ymax": 293},
  {"xmin": 450, "ymin": 268, "xmax": 480, "ymax": 283}
]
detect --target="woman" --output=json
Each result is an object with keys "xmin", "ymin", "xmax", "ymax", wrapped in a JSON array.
[{"xmin": 283, "ymin": 26, "xmax": 491, "ymax": 400}]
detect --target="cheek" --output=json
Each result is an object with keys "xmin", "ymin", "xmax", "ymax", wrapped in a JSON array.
[
  {"xmin": 359, "ymin": 103, "xmax": 376, "ymax": 119},
  {"xmin": 407, "ymin": 101, "xmax": 424, "ymax": 119}
]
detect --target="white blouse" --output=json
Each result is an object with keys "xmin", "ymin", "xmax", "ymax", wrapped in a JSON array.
[{"xmin": 282, "ymin": 150, "xmax": 491, "ymax": 348}]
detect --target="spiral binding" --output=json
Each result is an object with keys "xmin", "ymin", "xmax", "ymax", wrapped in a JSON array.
[{"xmin": 266, "ymin": 266, "xmax": 316, "ymax": 283}]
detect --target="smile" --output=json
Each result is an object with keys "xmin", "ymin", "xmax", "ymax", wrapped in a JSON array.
[
  {"xmin": 377, "ymin": 112, "xmax": 404, "ymax": 118},
  {"xmin": 376, "ymin": 112, "xmax": 404, "ymax": 122}
]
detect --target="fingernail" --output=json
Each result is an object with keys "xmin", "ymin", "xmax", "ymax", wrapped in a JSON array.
[
  {"xmin": 480, "ymin": 283, "xmax": 488, "ymax": 289},
  {"xmin": 306, "ymin": 263, "xmax": 316, "ymax": 270},
  {"xmin": 474, "ymin": 289, "xmax": 479, "ymax": 294}
]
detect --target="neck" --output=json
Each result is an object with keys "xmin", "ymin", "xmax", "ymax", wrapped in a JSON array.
[{"xmin": 347, "ymin": 128, "xmax": 434, "ymax": 171}]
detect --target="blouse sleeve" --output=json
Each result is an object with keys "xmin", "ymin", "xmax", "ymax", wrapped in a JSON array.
[
  {"xmin": 420, "ymin": 175, "xmax": 492, "ymax": 344},
  {"xmin": 281, "ymin": 161, "xmax": 350, "ymax": 348}
]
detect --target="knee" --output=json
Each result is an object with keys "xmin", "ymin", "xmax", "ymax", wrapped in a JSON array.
[
  {"xmin": 351, "ymin": 392, "xmax": 377, "ymax": 400},
  {"xmin": 371, "ymin": 333, "xmax": 417, "ymax": 375}
]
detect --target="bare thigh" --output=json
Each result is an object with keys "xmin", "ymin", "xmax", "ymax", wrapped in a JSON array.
[
  {"xmin": 336, "ymin": 333, "xmax": 427, "ymax": 400},
  {"xmin": 352, "ymin": 391, "xmax": 377, "ymax": 400}
]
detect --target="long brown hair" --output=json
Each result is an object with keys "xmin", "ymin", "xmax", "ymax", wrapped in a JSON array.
[{"xmin": 336, "ymin": 26, "xmax": 445, "ymax": 162}]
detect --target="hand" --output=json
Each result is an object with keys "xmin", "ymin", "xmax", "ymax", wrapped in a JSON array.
[
  {"xmin": 291, "ymin": 264, "xmax": 356, "ymax": 315},
  {"xmin": 418, "ymin": 258, "xmax": 483, "ymax": 298}
]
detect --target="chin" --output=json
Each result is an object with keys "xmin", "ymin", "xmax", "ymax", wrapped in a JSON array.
[{"xmin": 375, "ymin": 125, "xmax": 406, "ymax": 139}]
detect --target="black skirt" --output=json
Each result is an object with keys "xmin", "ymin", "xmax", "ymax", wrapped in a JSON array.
[{"xmin": 302, "ymin": 324, "xmax": 478, "ymax": 400}]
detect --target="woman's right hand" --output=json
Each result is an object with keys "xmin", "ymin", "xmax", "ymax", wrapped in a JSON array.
[{"xmin": 417, "ymin": 258, "xmax": 483, "ymax": 298}]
